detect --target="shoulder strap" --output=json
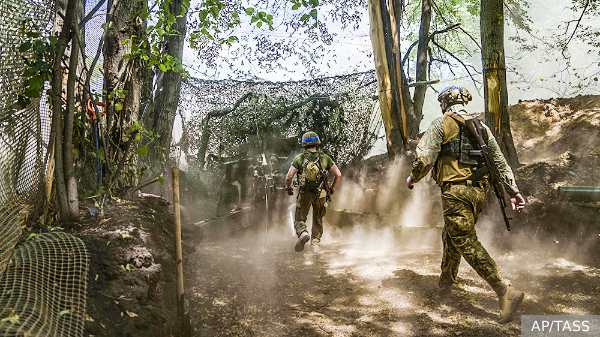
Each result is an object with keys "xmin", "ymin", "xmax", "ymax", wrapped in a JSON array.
[
  {"xmin": 317, "ymin": 151, "xmax": 325, "ymax": 170},
  {"xmin": 444, "ymin": 111, "xmax": 489, "ymax": 144},
  {"xmin": 302, "ymin": 153, "xmax": 310, "ymax": 168},
  {"xmin": 444, "ymin": 110, "xmax": 476, "ymax": 125},
  {"xmin": 302, "ymin": 151, "xmax": 321, "ymax": 168}
]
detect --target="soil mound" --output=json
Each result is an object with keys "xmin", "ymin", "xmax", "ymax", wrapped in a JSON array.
[
  {"xmin": 74, "ymin": 197, "xmax": 179, "ymax": 337},
  {"xmin": 509, "ymin": 95, "xmax": 600, "ymax": 165}
]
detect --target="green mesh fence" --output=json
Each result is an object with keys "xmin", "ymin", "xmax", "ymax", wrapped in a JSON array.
[
  {"xmin": 0, "ymin": 232, "xmax": 89, "ymax": 336},
  {"xmin": 0, "ymin": 0, "xmax": 54, "ymax": 281},
  {"xmin": 0, "ymin": 1, "xmax": 90, "ymax": 336}
]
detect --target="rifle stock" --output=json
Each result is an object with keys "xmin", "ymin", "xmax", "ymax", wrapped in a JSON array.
[
  {"xmin": 465, "ymin": 119, "xmax": 512, "ymax": 231},
  {"xmin": 317, "ymin": 169, "xmax": 332, "ymax": 202}
]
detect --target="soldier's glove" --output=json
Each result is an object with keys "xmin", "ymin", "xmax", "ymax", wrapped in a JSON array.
[
  {"xmin": 329, "ymin": 185, "xmax": 335, "ymax": 195},
  {"xmin": 286, "ymin": 187, "xmax": 294, "ymax": 196}
]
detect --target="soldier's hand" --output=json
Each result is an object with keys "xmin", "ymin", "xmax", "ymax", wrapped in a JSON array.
[
  {"xmin": 329, "ymin": 185, "xmax": 335, "ymax": 195},
  {"xmin": 287, "ymin": 187, "xmax": 294, "ymax": 196},
  {"xmin": 406, "ymin": 175, "xmax": 414, "ymax": 190},
  {"xmin": 510, "ymin": 193, "xmax": 525, "ymax": 212}
]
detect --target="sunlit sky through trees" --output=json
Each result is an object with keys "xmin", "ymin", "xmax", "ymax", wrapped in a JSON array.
[{"xmin": 176, "ymin": 0, "xmax": 599, "ymax": 157}]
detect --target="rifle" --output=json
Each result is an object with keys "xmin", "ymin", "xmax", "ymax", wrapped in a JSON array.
[
  {"xmin": 464, "ymin": 118, "xmax": 513, "ymax": 231},
  {"xmin": 317, "ymin": 169, "xmax": 332, "ymax": 203}
]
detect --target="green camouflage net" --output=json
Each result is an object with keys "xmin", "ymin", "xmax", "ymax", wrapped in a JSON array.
[
  {"xmin": 0, "ymin": 0, "xmax": 53, "ymax": 282},
  {"xmin": 177, "ymin": 71, "xmax": 383, "ymax": 168}
]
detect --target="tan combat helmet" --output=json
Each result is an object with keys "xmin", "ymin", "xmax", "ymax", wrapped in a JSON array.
[
  {"xmin": 301, "ymin": 131, "xmax": 320, "ymax": 148},
  {"xmin": 437, "ymin": 86, "xmax": 473, "ymax": 107}
]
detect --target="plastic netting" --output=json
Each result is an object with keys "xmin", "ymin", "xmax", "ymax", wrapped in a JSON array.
[
  {"xmin": 176, "ymin": 71, "xmax": 383, "ymax": 168},
  {"xmin": 0, "ymin": 1, "xmax": 90, "ymax": 336},
  {"xmin": 0, "ymin": 0, "xmax": 54, "ymax": 280},
  {"xmin": 0, "ymin": 232, "xmax": 89, "ymax": 336}
]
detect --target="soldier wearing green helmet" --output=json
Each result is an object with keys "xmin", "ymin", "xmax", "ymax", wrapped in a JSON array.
[
  {"xmin": 406, "ymin": 85, "xmax": 526, "ymax": 323},
  {"xmin": 285, "ymin": 131, "xmax": 342, "ymax": 252}
]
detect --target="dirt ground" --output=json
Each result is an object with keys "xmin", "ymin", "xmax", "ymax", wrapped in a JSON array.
[
  {"xmin": 68, "ymin": 197, "xmax": 180, "ymax": 337},
  {"xmin": 184, "ymin": 221, "xmax": 600, "ymax": 337}
]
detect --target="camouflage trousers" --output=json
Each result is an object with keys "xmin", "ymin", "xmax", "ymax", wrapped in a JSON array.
[
  {"xmin": 439, "ymin": 184, "xmax": 507, "ymax": 295},
  {"xmin": 294, "ymin": 190, "xmax": 327, "ymax": 242}
]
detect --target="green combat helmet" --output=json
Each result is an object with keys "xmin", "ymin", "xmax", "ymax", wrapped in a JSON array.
[
  {"xmin": 301, "ymin": 131, "xmax": 321, "ymax": 148},
  {"xmin": 437, "ymin": 86, "xmax": 473, "ymax": 106}
]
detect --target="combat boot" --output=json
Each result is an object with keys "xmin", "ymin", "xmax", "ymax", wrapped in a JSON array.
[
  {"xmin": 497, "ymin": 285, "xmax": 524, "ymax": 324},
  {"xmin": 438, "ymin": 279, "xmax": 453, "ymax": 296},
  {"xmin": 295, "ymin": 231, "xmax": 310, "ymax": 252},
  {"xmin": 311, "ymin": 238, "xmax": 321, "ymax": 252}
]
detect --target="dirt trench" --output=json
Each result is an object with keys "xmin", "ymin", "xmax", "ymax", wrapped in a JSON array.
[
  {"xmin": 184, "ymin": 219, "xmax": 600, "ymax": 337},
  {"xmin": 65, "ymin": 94, "xmax": 600, "ymax": 336},
  {"xmin": 182, "ymin": 94, "xmax": 600, "ymax": 336}
]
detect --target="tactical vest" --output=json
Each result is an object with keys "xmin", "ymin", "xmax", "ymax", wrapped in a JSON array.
[{"xmin": 438, "ymin": 111, "xmax": 488, "ymax": 168}]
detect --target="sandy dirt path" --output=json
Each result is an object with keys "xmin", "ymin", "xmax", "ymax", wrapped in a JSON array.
[{"xmin": 184, "ymin": 223, "xmax": 600, "ymax": 337}]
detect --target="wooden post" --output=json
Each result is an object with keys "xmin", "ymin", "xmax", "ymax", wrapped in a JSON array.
[{"xmin": 172, "ymin": 166, "xmax": 190, "ymax": 336}]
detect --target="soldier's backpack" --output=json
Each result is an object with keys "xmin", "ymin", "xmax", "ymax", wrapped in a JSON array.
[{"xmin": 298, "ymin": 152, "xmax": 324, "ymax": 186}]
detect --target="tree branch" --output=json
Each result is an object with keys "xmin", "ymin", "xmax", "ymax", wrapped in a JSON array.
[
  {"xmin": 401, "ymin": 23, "xmax": 461, "ymax": 68},
  {"xmin": 432, "ymin": 39, "xmax": 481, "ymax": 88},
  {"xmin": 79, "ymin": 0, "xmax": 107, "ymax": 29},
  {"xmin": 431, "ymin": 0, "xmax": 481, "ymax": 50},
  {"xmin": 562, "ymin": 0, "xmax": 589, "ymax": 59}
]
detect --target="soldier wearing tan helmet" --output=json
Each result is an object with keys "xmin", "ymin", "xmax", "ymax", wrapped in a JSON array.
[
  {"xmin": 285, "ymin": 131, "xmax": 341, "ymax": 252},
  {"xmin": 406, "ymin": 86, "xmax": 526, "ymax": 323}
]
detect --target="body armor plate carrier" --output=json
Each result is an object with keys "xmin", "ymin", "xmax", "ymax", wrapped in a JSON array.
[{"xmin": 438, "ymin": 111, "xmax": 489, "ymax": 171}]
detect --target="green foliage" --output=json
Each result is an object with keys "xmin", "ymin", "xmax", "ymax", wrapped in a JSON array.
[
  {"xmin": 118, "ymin": 0, "xmax": 191, "ymax": 78},
  {"xmin": 16, "ymin": 19, "xmax": 59, "ymax": 108},
  {"xmin": 127, "ymin": 121, "xmax": 162, "ymax": 158},
  {"xmin": 188, "ymin": 0, "xmax": 321, "ymax": 49}
]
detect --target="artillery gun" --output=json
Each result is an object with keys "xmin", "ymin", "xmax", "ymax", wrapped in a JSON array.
[
  {"xmin": 558, "ymin": 186, "xmax": 600, "ymax": 208},
  {"xmin": 194, "ymin": 137, "xmax": 300, "ymax": 238}
]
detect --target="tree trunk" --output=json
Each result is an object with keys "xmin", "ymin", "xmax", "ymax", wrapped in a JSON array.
[
  {"xmin": 51, "ymin": 0, "xmax": 77, "ymax": 219},
  {"xmin": 390, "ymin": 0, "xmax": 408, "ymax": 144},
  {"xmin": 146, "ymin": 0, "xmax": 189, "ymax": 172},
  {"xmin": 103, "ymin": 0, "xmax": 147, "ymax": 189},
  {"xmin": 412, "ymin": 0, "xmax": 431, "ymax": 120},
  {"xmin": 379, "ymin": 0, "xmax": 405, "ymax": 158},
  {"xmin": 480, "ymin": 0, "xmax": 520, "ymax": 168},
  {"xmin": 368, "ymin": 0, "xmax": 405, "ymax": 159},
  {"xmin": 64, "ymin": 14, "xmax": 80, "ymax": 218}
]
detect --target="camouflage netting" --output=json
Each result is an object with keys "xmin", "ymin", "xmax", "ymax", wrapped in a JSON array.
[
  {"xmin": 176, "ymin": 70, "xmax": 383, "ymax": 169},
  {"xmin": 0, "ymin": 0, "xmax": 89, "ymax": 336}
]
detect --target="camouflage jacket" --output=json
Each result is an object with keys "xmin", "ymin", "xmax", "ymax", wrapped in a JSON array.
[{"xmin": 410, "ymin": 104, "xmax": 520, "ymax": 195}]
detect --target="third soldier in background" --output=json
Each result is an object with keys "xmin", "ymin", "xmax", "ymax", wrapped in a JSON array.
[
  {"xmin": 285, "ymin": 131, "xmax": 341, "ymax": 253},
  {"xmin": 406, "ymin": 86, "xmax": 527, "ymax": 323}
]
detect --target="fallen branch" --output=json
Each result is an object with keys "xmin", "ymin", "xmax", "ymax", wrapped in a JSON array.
[{"xmin": 129, "ymin": 176, "xmax": 161, "ymax": 195}]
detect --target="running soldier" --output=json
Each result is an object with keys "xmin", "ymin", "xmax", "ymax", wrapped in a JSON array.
[{"xmin": 285, "ymin": 131, "xmax": 341, "ymax": 252}]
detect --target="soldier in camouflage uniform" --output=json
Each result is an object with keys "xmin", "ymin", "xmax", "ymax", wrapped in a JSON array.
[
  {"xmin": 406, "ymin": 86, "xmax": 526, "ymax": 324},
  {"xmin": 285, "ymin": 132, "xmax": 342, "ymax": 252}
]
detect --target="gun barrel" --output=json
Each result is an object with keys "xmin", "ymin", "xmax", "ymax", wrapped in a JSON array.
[{"xmin": 558, "ymin": 186, "xmax": 600, "ymax": 202}]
